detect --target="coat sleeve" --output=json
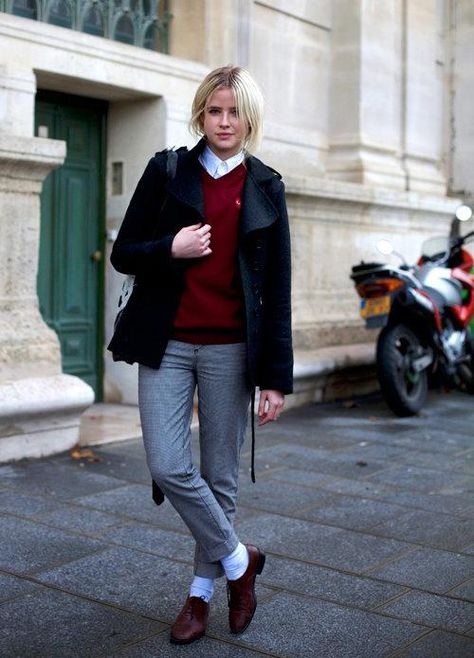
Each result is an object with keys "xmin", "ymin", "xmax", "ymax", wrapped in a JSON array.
[
  {"xmin": 259, "ymin": 181, "xmax": 294, "ymax": 394},
  {"xmin": 110, "ymin": 156, "xmax": 177, "ymax": 276}
]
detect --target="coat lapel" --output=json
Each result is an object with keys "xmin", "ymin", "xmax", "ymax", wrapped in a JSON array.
[
  {"xmin": 166, "ymin": 139, "xmax": 279, "ymax": 234},
  {"xmin": 240, "ymin": 156, "xmax": 279, "ymax": 235}
]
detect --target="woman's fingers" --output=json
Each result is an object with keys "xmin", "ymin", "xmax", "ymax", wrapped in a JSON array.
[
  {"xmin": 171, "ymin": 223, "xmax": 212, "ymax": 258},
  {"xmin": 258, "ymin": 390, "xmax": 285, "ymax": 426}
]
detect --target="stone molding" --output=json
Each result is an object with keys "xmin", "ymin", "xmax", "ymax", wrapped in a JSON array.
[
  {"xmin": 0, "ymin": 133, "xmax": 67, "ymax": 380},
  {"xmin": 285, "ymin": 174, "xmax": 458, "ymax": 215},
  {"xmin": 0, "ymin": 12, "xmax": 208, "ymax": 92},
  {"xmin": 0, "ymin": 374, "xmax": 94, "ymax": 462},
  {"xmin": 288, "ymin": 342, "xmax": 377, "ymax": 409},
  {"xmin": 0, "ymin": 133, "xmax": 66, "ymax": 183},
  {"xmin": 0, "ymin": 130, "xmax": 95, "ymax": 462}
]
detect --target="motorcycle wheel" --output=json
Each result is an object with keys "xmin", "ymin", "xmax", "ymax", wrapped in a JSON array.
[{"xmin": 377, "ymin": 324, "xmax": 428, "ymax": 416}]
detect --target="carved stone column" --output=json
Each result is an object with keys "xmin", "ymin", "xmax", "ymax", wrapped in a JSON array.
[
  {"xmin": 402, "ymin": 0, "xmax": 447, "ymax": 194},
  {"xmin": 327, "ymin": 0, "xmax": 406, "ymax": 189},
  {"xmin": 0, "ymin": 66, "xmax": 93, "ymax": 462}
]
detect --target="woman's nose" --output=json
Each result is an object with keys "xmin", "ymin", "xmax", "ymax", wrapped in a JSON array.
[{"xmin": 219, "ymin": 113, "xmax": 231, "ymax": 126}]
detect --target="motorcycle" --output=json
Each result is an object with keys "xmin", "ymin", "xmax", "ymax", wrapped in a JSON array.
[{"xmin": 350, "ymin": 205, "xmax": 474, "ymax": 416}]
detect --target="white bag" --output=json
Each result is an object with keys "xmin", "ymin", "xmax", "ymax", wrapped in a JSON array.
[
  {"xmin": 114, "ymin": 275, "xmax": 135, "ymax": 330},
  {"xmin": 118, "ymin": 275, "xmax": 135, "ymax": 312}
]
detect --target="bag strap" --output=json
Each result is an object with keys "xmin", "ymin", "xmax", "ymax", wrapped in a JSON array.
[
  {"xmin": 165, "ymin": 148, "xmax": 178, "ymax": 181},
  {"xmin": 152, "ymin": 149, "xmax": 179, "ymax": 239}
]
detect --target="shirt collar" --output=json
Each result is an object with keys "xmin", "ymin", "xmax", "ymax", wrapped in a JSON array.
[{"xmin": 199, "ymin": 144, "xmax": 245, "ymax": 179}]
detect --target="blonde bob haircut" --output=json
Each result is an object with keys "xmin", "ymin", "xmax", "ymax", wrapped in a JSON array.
[{"xmin": 190, "ymin": 65, "xmax": 264, "ymax": 153}]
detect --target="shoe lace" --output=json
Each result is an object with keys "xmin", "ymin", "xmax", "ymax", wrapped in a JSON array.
[{"xmin": 185, "ymin": 595, "xmax": 207, "ymax": 619}]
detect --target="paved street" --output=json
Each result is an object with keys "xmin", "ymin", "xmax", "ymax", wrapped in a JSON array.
[{"xmin": 1, "ymin": 390, "xmax": 473, "ymax": 657}]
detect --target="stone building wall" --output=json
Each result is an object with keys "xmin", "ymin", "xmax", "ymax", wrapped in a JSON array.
[
  {"xmin": 447, "ymin": 0, "xmax": 474, "ymax": 201},
  {"xmin": 0, "ymin": 1, "xmax": 470, "ymax": 460}
]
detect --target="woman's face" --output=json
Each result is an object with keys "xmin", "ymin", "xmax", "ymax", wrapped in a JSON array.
[{"xmin": 202, "ymin": 87, "xmax": 246, "ymax": 160}]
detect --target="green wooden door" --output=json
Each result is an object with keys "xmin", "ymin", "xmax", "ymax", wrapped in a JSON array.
[{"xmin": 35, "ymin": 91, "xmax": 107, "ymax": 399}]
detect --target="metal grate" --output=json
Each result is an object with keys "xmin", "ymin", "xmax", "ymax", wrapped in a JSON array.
[{"xmin": 1, "ymin": 0, "xmax": 171, "ymax": 52}]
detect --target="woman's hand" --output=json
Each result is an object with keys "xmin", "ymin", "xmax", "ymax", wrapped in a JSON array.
[
  {"xmin": 258, "ymin": 389, "xmax": 285, "ymax": 425},
  {"xmin": 171, "ymin": 223, "xmax": 212, "ymax": 258}
]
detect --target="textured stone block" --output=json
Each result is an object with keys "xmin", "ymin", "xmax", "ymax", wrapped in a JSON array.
[
  {"xmin": 299, "ymin": 496, "xmax": 408, "ymax": 531},
  {"xmin": 370, "ymin": 510, "xmax": 474, "ymax": 551},
  {"xmin": 369, "ymin": 548, "xmax": 474, "ymax": 593},
  {"xmin": 260, "ymin": 554, "xmax": 406, "ymax": 608},
  {"xmin": 269, "ymin": 467, "xmax": 396, "ymax": 498},
  {"xmin": 393, "ymin": 429, "xmax": 474, "ymax": 454},
  {"xmin": 237, "ymin": 477, "xmax": 337, "ymax": 515},
  {"xmin": 394, "ymin": 630, "xmax": 474, "ymax": 657},
  {"xmin": 34, "ymin": 545, "xmax": 272, "ymax": 620},
  {"xmin": 378, "ymin": 590, "xmax": 474, "ymax": 633},
  {"xmin": 0, "ymin": 586, "xmax": 165, "ymax": 658},
  {"xmin": 0, "ymin": 516, "xmax": 106, "ymax": 574},
  {"xmin": 447, "ymin": 579, "xmax": 474, "ymax": 603},
  {"xmin": 207, "ymin": 592, "xmax": 425, "ymax": 657},
  {"xmin": 235, "ymin": 514, "xmax": 413, "ymax": 572},
  {"xmin": 0, "ymin": 572, "xmax": 42, "ymax": 603},
  {"xmin": 366, "ymin": 465, "xmax": 471, "ymax": 493},
  {"xmin": 75, "ymin": 484, "xmax": 188, "ymax": 533},
  {"xmin": 0, "ymin": 490, "xmax": 66, "ymax": 517},
  {"xmin": 75, "ymin": 444, "xmax": 151, "ymax": 483},
  {"xmin": 98, "ymin": 522, "xmax": 195, "ymax": 560},
  {"xmin": 113, "ymin": 635, "xmax": 265, "ymax": 657},
  {"xmin": 37, "ymin": 505, "xmax": 126, "ymax": 534},
  {"xmin": 0, "ymin": 460, "xmax": 127, "ymax": 499},
  {"xmin": 378, "ymin": 490, "xmax": 474, "ymax": 517},
  {"xmin": 35, "ymin": 545, "xmax": 191, "ymax": 618},
  {"xmin": 256, "ymin": 442, "xmax": 387, "ymax": 479}
]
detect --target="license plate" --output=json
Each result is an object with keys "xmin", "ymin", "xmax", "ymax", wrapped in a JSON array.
[{"xmin": 360, "ymin": 295, "xmax": 391, "ymax": 319}]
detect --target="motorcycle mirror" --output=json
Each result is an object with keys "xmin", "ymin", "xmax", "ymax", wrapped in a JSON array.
[
  {"xmin": 376, "ymin": 239, "xmax": 394, "ymax": 256},
  {"xmin": 455, "ymin": 205, "xmax": 473, "ymax": 222}
]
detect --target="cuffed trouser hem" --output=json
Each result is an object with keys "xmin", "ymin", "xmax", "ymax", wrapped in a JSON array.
[
  {"xmin": 194, "ymin": 562, "xmax": 226, "ymax": 579},
  {"xmin": 196, "ymin": 535, "xmax": 240, "ymax": 566}
]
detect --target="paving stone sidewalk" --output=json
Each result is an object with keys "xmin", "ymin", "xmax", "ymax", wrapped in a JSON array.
[{"xmin": 1, "ymin": 390, "xmax": 473, "ymax": 657}]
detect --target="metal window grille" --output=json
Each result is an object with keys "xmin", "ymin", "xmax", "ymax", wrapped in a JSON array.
[{"xmin": 0, "ymin": 0, "xmax": 171, "ymax": 52}]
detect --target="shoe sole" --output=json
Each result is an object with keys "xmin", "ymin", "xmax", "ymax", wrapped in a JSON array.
[
  {"xmin": 230, "ymin": 550, "xmax": 266, "ymax": 635},
  {"xmin": 170, "ymin": 631, "xmax": 205, "ymax": 645}
]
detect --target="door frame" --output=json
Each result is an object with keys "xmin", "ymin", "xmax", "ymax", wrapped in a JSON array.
[{"xmin": 35, "ymin": 89, "xmax": 108, "ymax": 400}]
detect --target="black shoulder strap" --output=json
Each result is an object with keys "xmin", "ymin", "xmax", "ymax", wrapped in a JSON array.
[
  {"xmin": 153, "ymin": 149, "xmax": 179, "ymax": 237},
  {"xmin": 165, "ymin": 149, "xmax": 178, "ymax": 181}
]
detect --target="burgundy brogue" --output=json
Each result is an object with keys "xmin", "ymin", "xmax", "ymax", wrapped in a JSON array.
[
  {"xmin": 227, "ymin": 544, "xmax": 266, "ymax": 634},
  {"xmin": 170, "ymin": 595, "xmax": 209, "ymax": 645}
]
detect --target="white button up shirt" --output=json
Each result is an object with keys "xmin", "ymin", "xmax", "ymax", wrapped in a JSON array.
[{"xmin": 199, "ymin": 144, "xmax": 245, "ymax": 179}]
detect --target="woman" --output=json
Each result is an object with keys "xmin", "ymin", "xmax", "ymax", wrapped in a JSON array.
[{"xmin": 108, "ymin": 65, "xmax": 293, "ymax": 644}]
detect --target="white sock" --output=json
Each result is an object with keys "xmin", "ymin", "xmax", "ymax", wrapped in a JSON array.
[
  {"xmin": 190, "ymin": 575, "xmax": 214, "ymax": 603},
  {"xmin": 221, "ymin": 542, "xmax": 249, "ymax": 581}
]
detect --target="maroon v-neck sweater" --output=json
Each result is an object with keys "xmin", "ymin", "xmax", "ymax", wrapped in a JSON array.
[{"xmin": 172, "ymin": 163, "xmax": 247, "ymax": 344}]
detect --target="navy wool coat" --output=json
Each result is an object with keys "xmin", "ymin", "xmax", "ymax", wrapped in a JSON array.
[{"xmin": 108, "ymin": 137, "xmax": 293, "ymax": 395}]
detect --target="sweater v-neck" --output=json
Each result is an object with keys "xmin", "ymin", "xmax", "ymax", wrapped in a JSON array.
[{"xmin": 199, "ymin": 160, "xmax": 247, "ymax": 183}]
